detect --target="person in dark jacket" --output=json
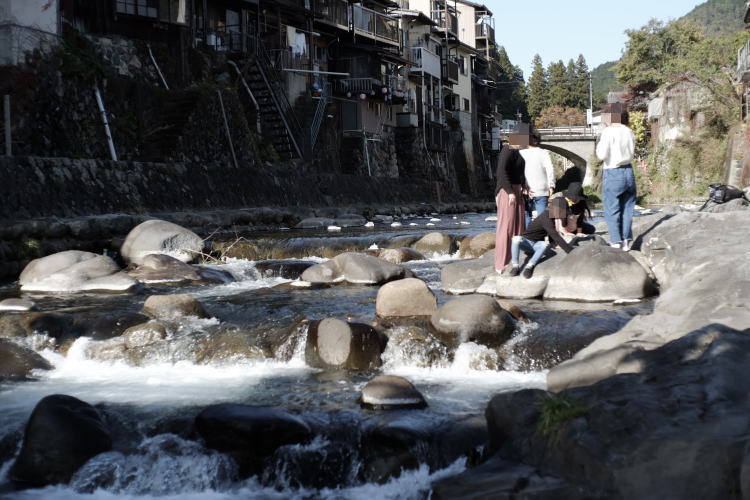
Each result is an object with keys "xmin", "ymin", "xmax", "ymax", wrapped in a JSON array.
[
  {"xmin": 494, "ymin": 145, "xmax": 527, "ymax": 272},
  {"xmin": 548, "ymin": 182, "xmax": 595, "ymax": 236},
  {"xmin": 506, "ymin": 186, "xmax": 581, "ymax": 278}
]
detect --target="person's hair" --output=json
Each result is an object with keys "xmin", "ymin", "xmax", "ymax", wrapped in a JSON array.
[
  {"xmin": 570, "ymin": 199, "xmax": 591, "ymax": 221},
  {"xmin": 621, "ymin": 111, "xmax": 629, "ymax": 126}
]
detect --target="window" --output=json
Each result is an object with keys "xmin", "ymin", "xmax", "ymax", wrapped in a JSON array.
[
  {"xmin": 458, "ymin": 56, "xmax": 467, "ymax": 75},
  {"xmin": 116, "ymin": 0, "xmax": 158, "ymax": 18},
  {"xmin": 463, "ymin": 98, "xmax": 470, "ymax": 111}
]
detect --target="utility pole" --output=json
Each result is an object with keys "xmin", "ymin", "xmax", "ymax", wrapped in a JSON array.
[{"xmin": 587, "ymin": 73, "xmax": 594, "ymax": 127}]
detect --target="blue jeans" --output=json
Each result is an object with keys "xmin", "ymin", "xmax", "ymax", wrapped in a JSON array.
[
  {"xmin": 525, "ymin": 196, "xmax": 549, "ymax": 227},
  {"xmin": 603, "ymin": 166, "xmax": 637, "ymax": 244},
  {"xmin": 511, "ymin": 237, "xmax": 549, "ymax": 267}
]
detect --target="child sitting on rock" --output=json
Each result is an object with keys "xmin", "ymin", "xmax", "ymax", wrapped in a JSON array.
[{"xmin": 507, "ymin": 184, "xmax": 586, "ymax": 278}]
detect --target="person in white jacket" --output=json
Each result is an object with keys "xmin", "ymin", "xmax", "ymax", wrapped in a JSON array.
[
  {"xmin": 519, "ymin": 132, "xmax": 555, "ymax": 227},
  {"xmin": 596, "ymin": 111, "xmax": 636, "ymax": 251}
]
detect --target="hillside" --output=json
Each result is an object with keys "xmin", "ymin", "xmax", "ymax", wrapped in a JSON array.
[
  {"xmin": 682, "ymin": 0, "xmax": 744, "ymax": 37},
  {"xmin": 590, "ymin": 61, "xmax": 623, "ymax": 104}
]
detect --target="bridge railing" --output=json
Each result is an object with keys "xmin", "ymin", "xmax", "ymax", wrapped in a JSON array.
[{"xmin": 537, "ymin": 126, "xmax": 597, "ymax": 138}]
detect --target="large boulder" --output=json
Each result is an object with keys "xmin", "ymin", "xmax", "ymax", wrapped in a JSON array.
[
  {"xmin": 458, "ymin": 232, "xmax": 495, "ymax": 259},
  {"xmin": 376, "ymin": 278, "xmax": 437, "ymax": 318},
  {"xmin": 411, "ymin": 232, "xmax": 456, "ymax": 255},
  {"xmin": 19, "ymin": 251, "xmax": 139, "ymax": 293},
  {"xmin": 430, "ymin": 295, "xmax": 514, "ymax": 349},
  {"xmin": 441, "ymin": 251, "xmax": 495, "ymax": 294},
  {"xmin": 195, "ymin": 404, "xmax": 312, "ymax": 477},
  {"xmin": 254, "ymin": 260, "xmax": 314, "ymax": 280},
  {"xmin": 128, "ymin": 254, "xmax": 233, "ymax": 285},
  {"xmin": 305, "ymin": 318, "xmax": 386, "ymax": 370},
  {"xmin": 0, "ymin": 299, "xmax": 37, "ymax": 312},
  {"xmin": 10, "ymin": 394, "xmax": 112, "ymax": 487},
  {"xmin": 142, "ymin": 294, "xmax": 209, "ymax": 319},
  {"xmin": 0, "ymin": 339, "xmax": 52, "ymax": 381},
  {"xmin": 377, "ymin": 247, "xmax": 425, "ymax": 264},
  {"xmin": 359, "ymin": 375, "xmax": 427, "ymax": 410},
  {"xmin": 122, "ymin": 320, "xmax": 168, "ymax": 349},
  {"xmin": 482, "ymin": 274, "xmax": 549, "ymax": 299},
  {"xmin": 120, "ymin": 219, "xmax": 204, "ymax": 265},
  {"xmin": 543, "ymin": 245, "xmax": 655, "ymax": 302},
  {"xmin": 300, "ymin": 252, "xmax": 408, "ymax": 285}
]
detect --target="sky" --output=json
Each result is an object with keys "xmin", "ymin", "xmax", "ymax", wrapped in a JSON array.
[{"xmin": 483, "ymin": 0, "xmax": 708, "ymax": 78}]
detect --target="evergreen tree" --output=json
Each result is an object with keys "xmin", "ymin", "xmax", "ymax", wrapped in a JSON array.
[
  {"xmin": 546, "ymin": 60, "xmax": 568, "ymax": 108},
  {"xmin": 494, "ymin": 46, "xmax": 528, "ymax": 121},
  {"xmin": 574, "ymin": 54, "xmax": 591, "ymax": 110},
  {"xmin": 526, "ymin": 54, "xmax": 548, "ymax": 119},
  {"xmin": 565, "ymin": 59, "xmax": 578, "ymax": 107}
]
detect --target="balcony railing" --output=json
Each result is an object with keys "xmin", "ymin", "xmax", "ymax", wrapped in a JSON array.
[
  {"xmin": 739, "ymin": 36, "xmax": 750, "ymax": 81},
  {"xmin": 410, "ymin": 46, "xmax": 441, "ymax": 78},
  {"xmin": 475, "ymin": 23, "xmax": 494, "ymax": 41},
  {"xmin": 315, "ymin": 0, "xmax": 350, "ymax": 28},
  {"xmin": 269, "ymin": 48, "xmax": 309, "ymax": 71},
  {"xmin": 444, "ymin": 58, "xmax": 459, "ymax": 84},
  {"xmin": 431, "ymin": 10, "xmax": 457, "ymax": 35},
  {"xmin": 197, "ymin": 24, "xmax": 244, "ymax": 53},
  {"xmin": 335, "ymin": 77, "xmax": 379, "ymax": 95},
  {"xmin": 353, "ymin": 4, "xmax": 399, "ymax": 44}
]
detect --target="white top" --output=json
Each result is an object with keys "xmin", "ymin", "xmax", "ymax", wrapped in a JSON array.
[
  {"xmin": 520, "ymin": 147, "xmax": 555, "ymax": 197},
  {"xmin": 596, "ymin": 124, "xmax": 635, "ymax": 169}
]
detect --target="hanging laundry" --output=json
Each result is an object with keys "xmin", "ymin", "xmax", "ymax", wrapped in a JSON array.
[{"xmin": 294, "ymin": 32, "xmax": 307, "ymax": 56}]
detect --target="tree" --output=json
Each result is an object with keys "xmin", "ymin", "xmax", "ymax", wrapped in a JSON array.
[
  {"xmin": 526, "ymin": 54, "xmax": 548, "ymax": 119},
  {"xmin": 546, "ymin": 60, "xmax": 569, "ymax": 108},
  {"xmin": 536, "ymin": 106, "xmax": 585, "ymax": 128},
  {"xmin": 493, "ymin": 46, "xmax": 528, "ymax": 121},
  {"xmin": 574, "ymin": 54, "xmax": 590, "ymax": 110}
]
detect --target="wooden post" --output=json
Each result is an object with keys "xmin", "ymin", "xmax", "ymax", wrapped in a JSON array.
[{"xmin": 4, "ymin": 95, "xmax": 11, "ymax": 157}]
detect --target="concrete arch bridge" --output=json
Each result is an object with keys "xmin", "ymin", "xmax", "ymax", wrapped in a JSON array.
[{"xmin": 536, "ymin": 126, "xmax": 600, "ymax": 186}]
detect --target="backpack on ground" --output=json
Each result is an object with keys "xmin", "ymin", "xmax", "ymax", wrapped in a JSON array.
[{"xmin": 699, "ymin": 184, "xmax": 748, "ymax": 210}]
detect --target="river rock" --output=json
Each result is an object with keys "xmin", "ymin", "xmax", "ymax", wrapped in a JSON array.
[
  {"xmin": 254, "ymin": 260, "xmax": 314, "ymax": 279},
  {"xmin": 19, "ymin": 251, "xmax": 139, "ymax": 293},
  {"xmin": 19, "ymin": 312, "xmax": 82, "ymax": 346},
  {"xmin": 543, "ymin": 245, "xmax": 655, "ymax": 302},
  {"xmin": 120, "ymin": 219, "xmax": 204, "ymax": 265},
  {"xmin": 359, "ymin": 375, "xmax": 427, "ymax": 410},
  {"xmin": 0, "ymin": 299, "xmax": 38, "ymax": 312},
  {"xmin": 75, "ymin": 312, "xmax": 150, "ymax": 341},
  {"xmin": 430, "ymin": 295, "xmax": 514, "ymax": 349},
  {"xmin": 376, "ymin": 278, "xmax": 437, "ymax": 318},
  {"xmin": 377, "ymin": 247, "xmax": 425, "ymax": 264},
  {"xmin": 458, "ymin": 232, "xmax": 495, "ymax": 258},
  {"xmin": 482, "ymin": 274, "xmax": 549, "ymax": 299},
  {"xmin": 703, "ymin": 197, "xmax": 748, "ymax": 213},
  {"xmin": 334, "ymin": 213, "xmax": 367, "ymax": 227},
  {"xmin": 122, "ymin": 320, "xmax": 168, "ymax": 349},
  {"xmin": 295, "ymin": 217, "xmax": 336, "ymax": 229},
  {"xmin": 266, "ymin": 441, "xmax": 356, "ymax": 489},
  {"xmin": 193, "ymin": 328, "xmax": 266, "ymax": 364},
  {"xmin": 0, "ymin": 339, "xmax": 52, "ymax": 381},
  {"xmin": 142, "ymin": 294, "xmax": 209, "ymax": 319},
  {"xmin": 411, "ymin": 232, "xmax": 456, "ymax": 255},
  {"xmin": 195, "ymin": 404, "xmax": 312, "ymax": 477},
  {"xmin": 128, "ymin": 254, "xmax": 233, "ymax": 285},
  {"xmin": 305, "ymin": 318, "xmax": 386, "ymax": 370},
  {"xmin": 300, "ymin": 252, "xmax": 408, "ymax": 285},
  {"xmin": 10, "ymin": 394, "xmax": 112, "ymax": 488},
  {"xmin": 441, "ymin": 251, "xmax": 495, "ymax": 294}
]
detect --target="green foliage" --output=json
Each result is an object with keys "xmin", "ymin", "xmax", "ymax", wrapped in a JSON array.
[
  {"xmin": 590, "ymin": 61, "xmax": 623, "ymax": 105},
  {"xmin": 629, "ymin": 110, "xmax": 650, "ymax": 158},
  {"xmin": 526, "ymin": 54, "xmax": 548, "ymax": 119},
  {"xmin": 536, "ymin": 394, "xmax": 588, "ymax": 445},
  {"xmin": 546, "ymin": 60, "xmax": 569, "ymax": 108},
  {"xmin": 57, "ymin": 42, "xmax": 105, "ymax": 83},
  {"xmin": 683, "ymin": 0, "xmax": 744, "ymax": 37},
  {"xmin": 493, "ymin": 46, "xmax": 528, "ymax": 121}
]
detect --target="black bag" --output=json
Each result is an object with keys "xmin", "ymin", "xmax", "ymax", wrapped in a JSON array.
[{"xmin": 700, "ymin": 184, "xmax": 747, "ymax": 210}]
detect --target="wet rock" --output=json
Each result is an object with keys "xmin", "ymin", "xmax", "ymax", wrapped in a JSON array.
[
  {"xmin": 543, "ymin": 245, "xmax": 656, "ymax": 302},
  {"xmin": 295, "ymin": 217, "xmax": 336, "ymax": 229},
  {"xmin": 0, "ymin": 339, "xmax": 52, "ymax": 381},
  {"xmin": 142, "ymin": 294, "xmax": 209, "ymax": 319},
  {"xmin": 492, "ymin": 274, "xmax": 549, "ymax": 299},
  {"xmin": 75, "ymin": 312, "xmax": 150, "ymax": 341},
  {"xmin": 0, "ymin": 298, "xmax": 38, "ymax": 312},
  {"xmin": 376, "ymin": 278, "xmax": 437, "ymax": 318},
  {"xmin": 195, "ymin": 404, "xmax": 312, "ymax": 477},
  {"xmin": 120, "ymin": 219, "xmax": 204, "ymax": 265},
  {"xmin": 122, "ymin": 320, "xmax": 168, "ymax": 349},
  {"xmin": 305, "ymin": 318, "xmax": 386, "ymax": 370},
  {"xmin": 193, "ymin": 328, "xmax": 266, "ymax": 364},
  {"xmin": 411, "ymin": 232, "xmax": 456, "ymax": 255},
  {"xmin": 128, "ymin": 253, "xmax": 233, "ymax": 285},
  {"xmin": 264, "ymin": 441, "xmax": 357, "ymax": 489},
  {"xmin": 83, "ymin": 337, "xmax": 127, "ymax": 361},
  {"xmin": 301, "ymin": 252, "xmax": 408, "ymax": 285},
  {"xmin": 10, "ymin": 394, "xmax": 112, "ymax": 488},
  {"xmin": 254, "ymin": 260, "xmax": 314, "ymax": 279},
  {"xmin": 19, "ymin": 251, "xmax": 139, "ymax": 293},
  {"xmin": 377, "ymin": 247, "xmax": 425, "ymax": 264},
  {"xmin": 385, "ymin": 235, "xmax": 420, "ymax": 249},
  {"xmin": 0, "ymin": 313, "xmax": 29, "ymax": 338},
  {"xmin": 430, "ymin": 295, "xmax": 514, "ymax": 349},
  {"xmin": 441, "ymin": 251, "xmax": 495, "ymax": 294},
  {"xmin": 458, "ymin": 232, "xmax": 495, "ymax": 258},
  {"xmin": 359, "ymin": 375, "xmax": 427, "ymax": 410},
  {"xmin": 334, "ymin": 213, "xmax": 367, "ymax": 227},
  {"xmin": 20, "ymin": 312, "xmax": 81, "ymax": 345}
]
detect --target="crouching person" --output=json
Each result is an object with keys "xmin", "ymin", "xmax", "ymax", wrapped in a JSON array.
[{"xmin": 508, "ymin": 203, "xmax": 575, "ymax": 279}]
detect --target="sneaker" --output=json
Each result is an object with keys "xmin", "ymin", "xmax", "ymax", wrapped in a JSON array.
[
  {"xmin": 522, "ymin": 266, "xmax": 534, "ymax": 279},
  {"xmin": 621, "ymin": 239, "xmax": 632, "ymax": 252},
  {"xmin": 610, "ymin": 242, "xmax": 621, "ymax": 249},
  {"xmin": 508, "ymin": 266, "xmax": 520, "ymax": 277}
]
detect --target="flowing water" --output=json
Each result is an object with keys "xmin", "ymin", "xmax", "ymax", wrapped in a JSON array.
[{"xmin": 0, "ymin": 211, "xmax": 652, "ymax": 499}]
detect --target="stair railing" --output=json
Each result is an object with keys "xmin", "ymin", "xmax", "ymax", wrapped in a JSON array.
[
  {"xmin": 254, "ymin": 38, "xmax": 304, "ymax": 159},
  {"xmin": 310, "ymin": 80, "xmax": 330, "ymax": 151}
]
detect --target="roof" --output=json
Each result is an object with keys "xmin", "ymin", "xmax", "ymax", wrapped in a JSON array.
[
  {"xmin": 392, "ymin": 9, "xmax": 436, "ymax": 26},
  {"xmin": 456, "ymin": 0, "xmax": 492, "ymax": 15}
]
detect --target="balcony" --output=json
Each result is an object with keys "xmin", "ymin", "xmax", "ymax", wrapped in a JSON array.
[
  {"xmin": 197, "ymin": 25, "xmax": 245, "ymax": 53},
  {"xmin": 444, "ymin": 58, "xmax": 459, "ymax": 84},
  {"xmin": 315, "ymin": 0, "xmax": 350, "ymax": 30},
  {"xmin": 410, "ymin": 46, "xmax": 441, "ymax": 78},
  {"xmin": 739, "ymin": 36, "xmax": 750, "ymax": 82},
  {"xmin": 269, "ymin": 47, "xmax": 309, "ymax": 71},
  {"xmin": 335, "ymin": 77, "xmax": 380, "ymax": 95},
  {"xmin": 431, "ymin": 10, "xmax": 458, "ymax": 36},
  {"xmin": 276, "ymin": 0, "xmax": 313, "ymax": 10},
  {"xmin": 352, "ymin": 4, "xmax": 400, "ymax": 45},
  {"xmin": 475, "ymin": 23, "xmax": 494, "ymax": 41}
]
